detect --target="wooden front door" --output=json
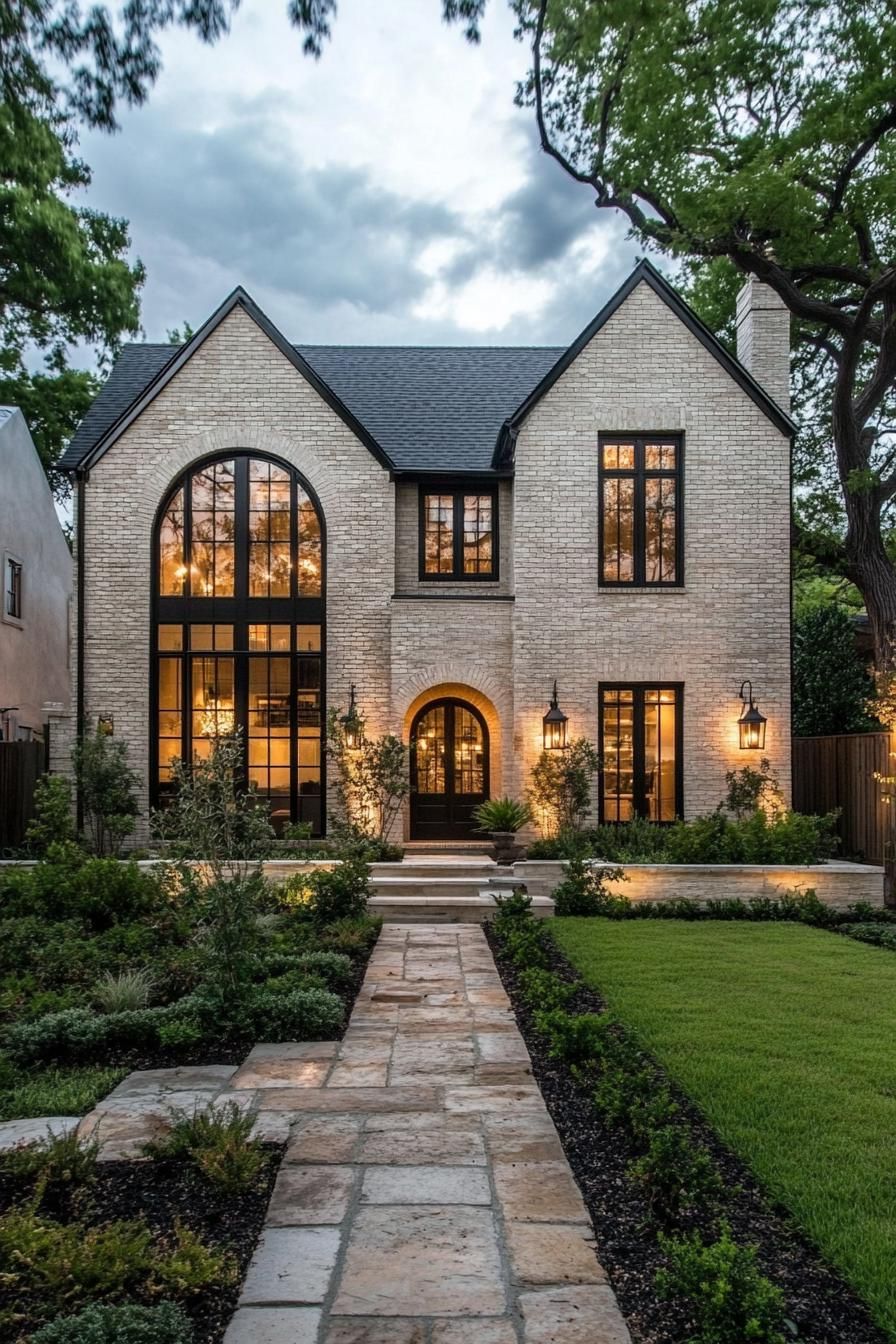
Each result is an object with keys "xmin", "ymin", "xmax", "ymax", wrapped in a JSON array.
[{"xmin": 410, "ymin": 699, "xmax": 489, "ymax": 840}]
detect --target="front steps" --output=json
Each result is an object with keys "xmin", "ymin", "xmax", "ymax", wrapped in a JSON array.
[{"xmin": 369, "ymin": 857, "xmax": 553, "ymax": 923}]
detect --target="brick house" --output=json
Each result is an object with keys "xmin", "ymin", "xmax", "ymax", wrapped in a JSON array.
[{"xmin": 56, "ymin": 261, "xmax": 793, "ymax": 845}]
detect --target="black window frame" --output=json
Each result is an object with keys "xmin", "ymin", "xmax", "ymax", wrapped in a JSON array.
[
  {"xmin": 150, "ymin": 450, "xmax": 327, "ymax": 834},
  {"xmin": 4, "ymin": 556, "xmax": 22, "ymax": 621},
  {"xmin": 417, "ymin": 483, "xmax": 499, "ymax": 582},
  {"xmin": 598, "ymin": 433, "xmax": 684, "ymax": 587},
  {"xmin": 598, "ymin": 682, "xmax": 684, "ymax": 823}
]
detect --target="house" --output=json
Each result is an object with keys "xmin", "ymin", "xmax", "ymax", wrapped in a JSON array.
[
  {"xmin": 54, "ymin": 261, "xmax": 793, "ymax": 844},
  {"xmin": 0, "ymin": 408, "xmax": 72, "ymax": 742}
]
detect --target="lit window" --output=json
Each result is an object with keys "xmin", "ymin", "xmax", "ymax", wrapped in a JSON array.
[
  {"xmin": 600, "ymin": 685, "xmax": 682, "ymax": 822},
  {"xmin": 599, "ymin": 437, "xmax": 682, "ymax": 586},
  {"xmin": 420, "ymin": 486, "xmax": 497, "ymax": 580}
]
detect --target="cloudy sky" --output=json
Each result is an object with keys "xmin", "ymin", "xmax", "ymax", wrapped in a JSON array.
[{"xmin": 78, "ymin": 0, "xmax": 645, "ymax": 350}]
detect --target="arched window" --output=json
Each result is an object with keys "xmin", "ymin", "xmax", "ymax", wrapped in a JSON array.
[{"xmin": 153, "ymin": 453, "xmax": 325, "ymax": 833}]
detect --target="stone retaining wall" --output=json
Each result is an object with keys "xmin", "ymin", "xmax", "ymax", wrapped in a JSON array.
[{"xmin": 516, "ymin": 859, "xmax": 885, "ymax": 910}]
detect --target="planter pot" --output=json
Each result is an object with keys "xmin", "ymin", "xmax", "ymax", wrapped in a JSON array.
[{"xmin": 490, "ymin": 831, "xmax": 523, "ymax": 864}]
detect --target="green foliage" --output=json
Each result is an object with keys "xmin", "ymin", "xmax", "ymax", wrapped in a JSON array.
[
  {"xmin": 656, "ymin": 1223, "xmax": 787, "ymax": 1344},
  {"xmin": 151, "ymin": 735, "xmax": 275, "ymax": 864},
  {"xmin": 188, "ymin": 870, "xmax": 267, "ymax": 995},
  {"xmin": 156, "ymin": 1019, "xmax": 203, "ymax": 1051},
  {"xmin": 472, "ymin": 797, "xmax": 532, "ymax": 833},
  {"xmin": 314, "ymin": 915, "xmax": 383, "ymax": 958},
  {"xmin": 517, "ymin": 966, "xmax": 575, "ymax": 1012},
  {"xmin": 302, "ymin": 856, "xmax": 371, "ymax": 925},
  {"xmin": 152, "ymin": 1220, "xmax": 237, "ymax": 1294},
  {"xmin": 534, "ymin": 1009, "xmax": 613, "ymax": 1066},
  {"xmin": 721, "ymin": 760, "xmax": 783, "ymax": 820},
  {"xmin": 793, "ymin": 606, "xmax": 877, "ymax": 736},
  {"xmin": 148, "ymin": 1103, "xmax": 266, "ymax": 1194},
  {"xmin": 25, "ymin": 774, "xmax": 76, "ymax": 855},
  {"xmin": 93, "ymin": 969, "xmax": 157, "ymax": 1014},
  {"xmin": 0, "ymin": 1064, "xmax": 126, "ymax": 1122},
  {"xmin": 552, "ymin": 858, "xmax": 628, "ymax": 917},
  {"xmin": 0, "ymin": 850, "xmax": 168, "ymax": 930},
  {"xmin": 527, "ymin": 738, "xmax": 600, "ymax": 836},
  {"xmin": 327, "ymin": 709, "xmax": 409, "ymax": 843},
  {"xmin": 841, "ymin": 922, "xmax": 896, "ymax": 951},
  {"xmin": 73, "ymin": 733, "xmax": 140, "ymax": 856},
  {"xmin": 0, "ymin": 1129, "xmax": 98, "ymax": 1188},
  {"xmin": 292, "ymin": 950, "xmax": 354, "ymax": 987},
  {"xmin": 629, "ymin": 1125, "xmax": 722, "ymax": 1227},
  {"xmin": 31, "ymin": 1302, "xmax": 194, "ymax": 1344}
]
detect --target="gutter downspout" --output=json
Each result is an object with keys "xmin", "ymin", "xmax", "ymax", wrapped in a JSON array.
[{"xmin": 75, "ymin": 469, "xmax": 87, "ymax": 832}]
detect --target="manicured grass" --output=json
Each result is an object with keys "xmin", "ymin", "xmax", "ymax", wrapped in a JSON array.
[
  {"xmin": 0, "ymin": 1065, "xmax": 127, "ymax": 1121},
  {"xmin": 553, "ymin": 918, "xmax": 896, "ymax": 1340}
]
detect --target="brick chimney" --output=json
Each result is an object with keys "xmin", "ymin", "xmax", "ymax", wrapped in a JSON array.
[{"xmin": 735, "ymin": 277, "xmax": 791, "ymax": 416}]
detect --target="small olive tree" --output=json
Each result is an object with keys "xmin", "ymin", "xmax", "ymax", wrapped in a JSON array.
[
  {"xmin": 327, "ymin": 708, "xmax": 409, "ymax": 845},
  {"xmin": 527, "ymin": 739, "xmax": 600, "ymax": 838},
  {"xmin": 150, "ymin": 733, "xmax": 275, "ymax": 994},
  {"xmin": 73, "ymin": 729, "xmax": 140, "ymax": 855}
]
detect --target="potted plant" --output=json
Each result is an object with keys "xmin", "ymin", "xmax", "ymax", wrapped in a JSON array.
[{"xmin": 472, "ymin": 797, "xmax": 533, "ymax": 864}]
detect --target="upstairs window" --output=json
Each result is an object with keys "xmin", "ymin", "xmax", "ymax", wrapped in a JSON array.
[
  {"xmin": 599, "ymin": 436, "xmax": 682, "ymax": 586},
  {"xmin": 4, "ymin": 557, "xmax": 22, "ymax": 621},
  {"xmin": 419, "ymin": 486, "xmax": 498, "ymax": 580}
]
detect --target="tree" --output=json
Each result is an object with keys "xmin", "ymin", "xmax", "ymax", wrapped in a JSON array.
[
  {"xmin": 792, "ymin": 605, "xmax": 877, "ymax": 737},
  {"xmin": 73, "ymin": 727, "xmax": 140, "ymax": 854},
  {"xmin": 527, "ymin": 738, "xmax": 600, "ymax": 836},
  {"xmin": 327, "ymin": 708, "xmax": 409, "ymax": 844},
  {"xmin": 0, "ymin": 103, "xmax": 143, "ymax": 497}
]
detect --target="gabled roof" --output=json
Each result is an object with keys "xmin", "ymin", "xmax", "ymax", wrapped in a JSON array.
[
  {"xmin": 61, "ymin": 262, "xmax": 794, "ymax": 478},
  {"xmin": 492, "ymin": 259, "xmax": 795, "ymax": 468},
  {"xmin": 64, "ymin": 287, "xmax": 396, "ymax": 474}
]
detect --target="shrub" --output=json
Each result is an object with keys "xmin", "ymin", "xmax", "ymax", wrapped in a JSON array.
[
  {"xmin": 304, "ymin": 856, "xmax": 371, "ymax": 924},
  {"xmin": 534, "ymin": 1009, "xmax": 613, "ymax": 1066},
  {"xmin": 25, "ymin": 774, "xmax": 76, "ymax": 856},
  {"xmin": 73, "ymin": 730, "xmax": 140, "ymax": 856},
  {"xmin": 552, "ymin": 858, "xmax": 628, "ymax": 916},
  {"xmin": 150, "ymin": 735, "xmax": 275, "ymax": 862},
  {"xmin": 0, "ymin": 1129, "xmax": 98, "ymax": 1188},
  {"xmin": 656, "ymin": 1222, "xmax": 788, "ymax": 1343},
  {"xmin": 156, "ymin": 1019, "xmax": 203, "ymax": 1050},
  {"xmin": 594, "ymin": 1059, "xmax": 678, "ymax": 1138},
  {"xmin": 292, "ymin": 950, "xmax": 354, "ymax": 986},
  {"xmin": 32, "ymin": 1302, "xmax": 194, "ymax": 1344},
  {"xmin": 841, "ymin": 923, "xmax": 896, "ymax": 951},
  {"xmin": 93, "ymin": 969, "xmax": 157, "ymax": 1013},
  {"xmin": 527, "ymin": 738, "xmax": 601, "ymax": 836},
  {"xmin": 472, "ymin": 797, "xmax": 532, "ymax": 833},
  {"xmin": 629, "ymin": 1125, "xmax": 722, "ymax": 1226},
  {"xmin": 4, "ymin": 1003, "xmax": 198, "ymax": 1065},
  {"xmin": 187, "ymin": 869, "xmax": 267, "ymax": 994},
  {"xmin": 327, "ymin": 711, "xmax": 409, "ymax": 844},
  {"xmin": 315, "ymin": 915, "xmax": 383, "ymax": 957},
  {"xmin": 492, "ymin": 888, "xmax": 534, "ymax": 929},
  {"xmin": 1, "ymin": 851, "xmax": 168, "ymax": 930},
  {"xmin": 517, "ymin": 967, "xmax": 575, "ymax": 1012},
  {"xmin": 0, "ymin": 1207, "xmax": 153, "ymax": 1314},
  {"xmin": 793, "ymin": 604, "xmax": 876, "ymax": 737},
  {"xmin": 153, "ymin": 1220, "xmax": 237, "ymax": 1294},
  {"xmin": 0, "ymin": 1064, "xmax": 126, "ymax": 1123},
  {"xmin": 148, "ymin": 1102, "xmax": 265, "ymax": 1193},
  {"xmin": 503, "ymin": 919, "xmax": 550, "ymax": 967}
]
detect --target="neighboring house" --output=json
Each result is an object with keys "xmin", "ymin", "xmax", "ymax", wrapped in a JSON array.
[
  {"xmin": 0, "ymin": 408, "xmax": 72, "ymax": 742},
  {"xmin": 56, "ymin": 261, "xmax": 793, "ymax": 844}
]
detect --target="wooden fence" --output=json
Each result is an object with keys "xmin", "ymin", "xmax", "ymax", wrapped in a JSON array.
[
  {"xmin": 792, "ymin": 731, "xmax": 894, "ymax": 864},
  {"xmin": 0, "ymin": 741, "xmax": 46, "ymax": 853}
]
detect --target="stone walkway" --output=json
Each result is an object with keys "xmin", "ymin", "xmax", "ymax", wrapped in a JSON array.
[{"xmin": 218, "ymin": 923, "xmax": 631, "ymax": 1344}]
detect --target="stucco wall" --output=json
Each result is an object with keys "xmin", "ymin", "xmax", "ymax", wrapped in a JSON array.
[
  {"xmin": 510, "ymin": 281, "xmax": 792, "ymax": 820},
  {"xmin": 0, "ymin": 409, "xmax": 72, "ymax": 738}
]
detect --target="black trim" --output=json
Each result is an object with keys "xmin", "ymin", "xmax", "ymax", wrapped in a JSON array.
[
  {"xmin": 409, "ymin": 697, "xmax": 490, "ymax": 840},
  {"xmin": 150, "ymin": 450, "xmax": 327, "ymax": 834},
  {"xmin": 493, "ymin": 259, "xmax": 795, "ymax": 468},
  {"xmin": 598, "ymin": 434, "xmax": 684, "ymax": 588},
  {"xmin": 598, "ymin": 682, "xmax": 684, "ymax": 823},
  {"xmin": 80, "ymin": 288, "xmax": 394, "ymax": 474},
  {"xmin": 75, "ymin": 471, "xmax": 87, "ymax": 832},
  {"xmin": 417, "ymin": 483, "xmax": 500, "ymax": 582}
]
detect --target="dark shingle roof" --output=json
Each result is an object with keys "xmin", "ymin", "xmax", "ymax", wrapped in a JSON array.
[{"xmin": 60, "ymin": 341, "xmax": 564, "ymax": 474}]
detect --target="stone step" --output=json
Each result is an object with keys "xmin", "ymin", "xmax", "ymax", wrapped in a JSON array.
[
  {"xmin": 369, "ymin": 892, "xmax": 554, "ymax": 923},
  {"xmin": 371, "ymin": 859, "xmax": 499, "ymax": 880},
  {"xmin": 369, "ymin": 875, "xmax": 522, "ymax": 903}
]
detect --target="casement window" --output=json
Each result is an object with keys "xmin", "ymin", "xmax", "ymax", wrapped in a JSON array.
[
  {"xmin": 599, "ymin": 436, "xmax": 682, "ymax": 585},
  {"xmin": 599, "ymin": 684, "xmax": 683, "ymax": 822},
  {"xmin": 4, "ymin": 556, "xmax": 22, "ymax": 622},
  {"xmin": 419, "ymin": 486, "xmax": 498, "ymax": 580}
]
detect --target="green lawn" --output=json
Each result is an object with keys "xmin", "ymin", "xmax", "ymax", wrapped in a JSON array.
[{"xmin": 552, "ymin": 918, "xmax": 896, "ymax": 1339}]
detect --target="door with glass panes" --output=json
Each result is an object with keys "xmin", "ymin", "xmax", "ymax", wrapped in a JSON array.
[{"xmin": 410, "ymin": 699, "xmax": 489, "ymax": 839}]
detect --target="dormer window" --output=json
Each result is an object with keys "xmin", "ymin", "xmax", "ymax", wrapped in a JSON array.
[{"xmin": 419, "ymin": 485, "xmax": 498, "ymax": 581}]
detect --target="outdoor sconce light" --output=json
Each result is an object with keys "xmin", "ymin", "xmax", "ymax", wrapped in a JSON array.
[
  {"xmin": 97, "ymin": 715, "xmax": 114, "ymax": 736},
  {"xmin": 737, "ymin": 681, "xmax": 767, "ymax": 750},
  {"xmin": 543, "ymin": 680, "xmax": 569, "ymax": 751},
  {"xmin": 341, "ymin": 684, "xmax": 363, "ymax": 751}
]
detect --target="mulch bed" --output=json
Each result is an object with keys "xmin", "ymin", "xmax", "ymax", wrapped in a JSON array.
[
  {"xmin": 486, "ymin": 923, "xmax": 888, "ymax": 1344},
  {"xmin": 0, "ymin": 1149, "xmax": 280, "ymax": 1343}
]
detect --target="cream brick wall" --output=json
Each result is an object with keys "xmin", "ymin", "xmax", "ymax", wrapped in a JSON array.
[
  {"xmin": 70, "ymin": 278, "xmax": 791, "ymax": 843},
  {"xmin": 510, "ymin": 280, "xmax": 791, "ymax": 820},
  {"xmin": 394, "ymin": 480, "xmax": 514, "ymax": 596}
]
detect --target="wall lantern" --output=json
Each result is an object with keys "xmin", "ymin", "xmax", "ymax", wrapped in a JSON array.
[
  {"xmin": 543, "ymin": 680, "xmax": 569, "ymax": 751},
  {"xmin": 737, "ymin": 681, "xmax": 767, "ymax": 750},
  {"xmin": 97, "ymin": 715, "xmax": 114, "ymax": 736},
  {"xmin": 341, "ymin": 684, "xmax": 364, "ymax": 751}
]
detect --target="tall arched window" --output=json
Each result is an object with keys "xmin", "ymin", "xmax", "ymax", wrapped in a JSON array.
[{"xmin": 153, "ymin": 452, "xmax": 325, "ymax": 833}]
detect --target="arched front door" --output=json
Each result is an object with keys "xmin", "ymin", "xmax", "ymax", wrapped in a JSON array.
[{"xmin": 410, "ymin": 699, "xmax": 489, "ymax": 841}]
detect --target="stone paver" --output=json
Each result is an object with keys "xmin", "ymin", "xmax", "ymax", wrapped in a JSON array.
[
  {"xmin": 0, "ymin": 1116, "xmax": 79, "ymax": 1151},
  {"xmin": 83, "ymin": 922, "xmax": 631, "ymax": 1340}
]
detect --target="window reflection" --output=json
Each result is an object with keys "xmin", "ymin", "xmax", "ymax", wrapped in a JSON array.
[
  {"xmin": 424, "ymin": 495, "xmax": 454, "ymax": 575},
  {"xmin": 191, "ymin": 460, "xmax": 235, "ymax": 596},
  {"xmin": 159, "ymin": 489, "xmax": 185, "ymax": 595},
  {"xmin": 600, "ymin": 438, "xmax": 680, "ymax": 586},
  {"xmin": 415, "ymin": 705, "xmax": 447, "ymax": 793},
  {"xmin": 600, "ymin": 686, "xmax": 679, "ymax": 822}
]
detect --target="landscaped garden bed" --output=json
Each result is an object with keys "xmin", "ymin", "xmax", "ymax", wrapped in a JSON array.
[
  {"xmin": 487, "ymin": 898, "xmax": 892, "ymax": 1344},
  {"xmin": 0, "ymin": 1113, "xmax": 280, "ymax": 1343}
]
